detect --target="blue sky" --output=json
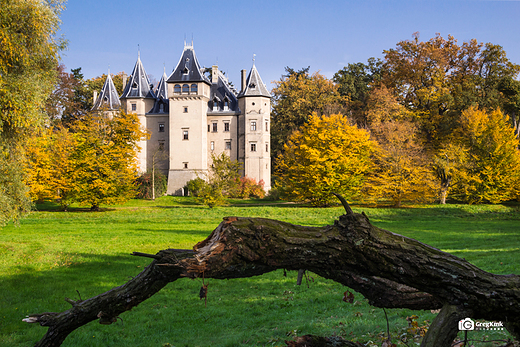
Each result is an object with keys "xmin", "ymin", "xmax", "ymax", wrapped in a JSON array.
[{"xmin": 58, "ymin": 0, "xmax": 520, "ymax": 90}]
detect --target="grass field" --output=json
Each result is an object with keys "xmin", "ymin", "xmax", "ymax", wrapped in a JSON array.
[{"xmin": 0, "ymin": 197, "xmax": 518, "ymax": 346}]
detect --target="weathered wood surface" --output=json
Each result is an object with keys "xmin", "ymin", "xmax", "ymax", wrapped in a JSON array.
[{"xmin": 24, "ymin": 212, "xmax": 520, "ymax": 347}]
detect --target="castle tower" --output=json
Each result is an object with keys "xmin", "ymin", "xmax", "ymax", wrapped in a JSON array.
[
  {"xmin": 166, "ymin": 42, "xmax": 211, "ymax": 195},
  {"xmin": 238, "ymin": 62, "xmax": 271, "ymax": 191},
  {"xmin": 120, "ymin": 52, "xmax": 156, "ymax": 173}
]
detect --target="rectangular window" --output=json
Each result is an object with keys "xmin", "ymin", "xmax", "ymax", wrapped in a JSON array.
[
  {"xmin": 212, "ymin": 122, "xmax": 218, "ymax": 132},
  {"xmin": 250, "ymin": 121, "xmax": 257, "ymax": 131},
  {"xmin": 183, "ymin": 107, "xmax": 188, "ymax": 113},
  {"xmin": 159, "ymin": 123, "xmax": 165, "ymax": 132},
  {"xmin": 250, "ymin": 143, "xmax": 257, "ymax": 152},
  {"xmin": 224, "ymin": 122, "xmax": 230, "ymax": 132},
  {"xmin": 266, "ymin": 143, "xmax": 269, "ymax": 152},
  {"xmin": 225, "ymin": 141, "xmax": 232, "ymax": 150},
  {"xmin": 183, "ymin": 130, "xmax": 189, "ymax": 140},
  {"xmin": 183, "ymin": 162, "xmax": 188, "ymax": 169},
  {"xmin": 265, "ymin": 120, "xmax": 269, "ymax": 132},
  {"xmin": 208, "ymin": 124, "xmax": 210, "ymax": 132},
  {"xmin": 131, "ymin": 103, "xmax": 137, "ymax": 111},
  {"xmin": 158, "ymin": 141, "xmax": 165, "ymax": 151},
  {"xmin": 210, "ymin": 141, "xmax": 215, "ymax": 151}
]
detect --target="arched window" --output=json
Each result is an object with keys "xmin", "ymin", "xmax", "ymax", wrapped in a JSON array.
[
  {"xmin": 191, "ymin": 84, "xmax": 198, "ymax": 94},
  {"xmin": 174, "ymin": 84, "xmax": 181, "ymax": 94},
  {"xmin": 182, "ymin": 84, "xmax": 189, "ymax": 93}
]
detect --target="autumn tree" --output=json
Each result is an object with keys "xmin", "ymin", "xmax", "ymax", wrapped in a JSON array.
[
  {"xmin": 0, "ymin": 0, "xmax": 64, "ymax": 224},
  {"xmin": 271, "ymin": 68, "xmax": 347, "ymax": 157},
  {"xmin": 25, "ymin": 126, "xmax": 76, "ymax": 209},
  {"xmin": 432, "ymin": 143, "xmax": 470, "ymax": 204},
  {"xmin": 449, "ymin": 107, "xmax": 520, "ymax": 204},
  {"xmin": 362, "ymin": 88, "xmax": 436, "ymax": 207},
  {"xmin": 381, "ymin": 33, "xmax": 520, "ymax": 145},
  {"xmin": 70, "ymin": 109, "xmax": 147, "ymax": 211},
  {"xmin": 277, "ymin": 113, "xmax": 375, "ymax": 206}
]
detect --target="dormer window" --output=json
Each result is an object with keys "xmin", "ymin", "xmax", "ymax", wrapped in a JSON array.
[
  {"xmin": 249, "ymin": 83, "xmax": 256, "ymax": 89},
  {"xmin": 223, "ymin": 98, "xmax": 229, "ymax": 111},
  {"xmin": 213, "ymin": 99, "xmax": 219, "ymax": 111},
  {"xmin": 183, "ymin": 67, "xmax": 189, "ymax": 74},
  {"xmin": 174, "ymin": 84, "xmax": 181, "ymax": 94},
  {"xmin": 132, "ymin": 82, "xmax": 138, "ymax": 88},
  {"xmin": 182, "ymin": 84, "xmax": 189, "ymax": 93}
]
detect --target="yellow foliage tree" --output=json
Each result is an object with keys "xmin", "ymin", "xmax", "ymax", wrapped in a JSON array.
[
  {"xmin": 450, "ymin": 107, "xmax": 520, "ymax": 204},
  {"xmin": 0, "ymin": 0, "xmax": 64, "ymax": 224},
  {"xmin": 70, "ymin": 109, "xmax": 147, "ymax": 210},
  {"xmin": 363, "ymin": 120, "xmax": 437, "ymax": 207},
  {"xmin": 271, "ymin": 69, "xmax": 348, "ymax": 157},
  {"xmin": 277, "ymin": 113, "xmax": 375, "ymax": 206},
  {"xmin": 25, "ymin": 126, "xmax": 76, "ymax": 208}
]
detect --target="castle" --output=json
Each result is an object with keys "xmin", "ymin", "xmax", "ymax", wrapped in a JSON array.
[{"xmin": 93, "ymin": 42, "xmax": 271, "ymax": 195}]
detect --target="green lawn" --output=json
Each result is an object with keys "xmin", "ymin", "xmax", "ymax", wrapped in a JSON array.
[{"xmin": 1, "ymin": 197, "xmax": 518, "ymax": 346}]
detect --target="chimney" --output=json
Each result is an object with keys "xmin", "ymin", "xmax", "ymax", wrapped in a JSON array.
[
  {"xmin": 93, "ymin": 90, "xmax": 98, "ymax": 105},
  {"xmin": 211, "ymin": 65, "xmax": 219, "ymax": 83},
  {"xmin": 241, "ymin": 69, "xmax": 247, "ymax": 93},
  {"xmin": 122, "ymin": 72, "xmax": 127, "ymax": 89}
]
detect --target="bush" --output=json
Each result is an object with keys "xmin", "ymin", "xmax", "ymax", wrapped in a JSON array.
[
  {"xmin": 136, "ymin": 171, "xmax": 167, "ymax": 199},
  {"xmin": 185, "ymin": 178, "xmax": 206, "ymax": 197},
  {"xmin": 238, "ymin": 177, "xmax": 265, "ymax": 199}
]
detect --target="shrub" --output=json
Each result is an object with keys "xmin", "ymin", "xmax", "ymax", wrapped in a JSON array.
[
  {"xmin": 136, "ymin": 172, "xmax": 167, "ymax": 199},
  {"xmin": 185, "ymin": 178, "xmax": 206, "ymax": 197}
]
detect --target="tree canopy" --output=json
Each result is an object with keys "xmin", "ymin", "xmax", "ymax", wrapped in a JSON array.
[
  {"xmin": 0, "ymin": 0, "xmax": 64, "ymax": 224},
  {"xmin": 276, "ymin": 113, "xmax": 375, "ymax": 206}
]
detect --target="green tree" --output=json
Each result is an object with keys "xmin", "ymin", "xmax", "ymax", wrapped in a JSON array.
[
  {"xmin": 70, "ymin": 109, "xmax": 147, "ymax": 210},
  {"xmin": 333, "ymin": 58, "xmax": 383, "ymax": 125},
  {"xmin": 0, "ymin": 0, "xmax": 64, "ymax": 224},
  {"xmin": 277, "ymin": 113, "xmax": 375, "ymax": 207},
  {"xmin": 450, "ymin": 107, "xmax": 520, "ymax": 204},
  {"xmin": 271, "ymin": 68, "xmax": 347, "ymax": 158},
  {"xmin": 196, "ymin": 153, "xmax": 243, "ymax": 208}
]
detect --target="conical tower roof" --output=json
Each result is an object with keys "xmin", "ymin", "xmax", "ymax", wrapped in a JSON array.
[
  {"xmin": 155, "ymin": 71, "xmax": 168, "ymax": 100},
  {"xmin": 92, "ymin": 73, "xmax": 121, "ymax": 110},
  {"xmin": 167, "ymin": 43, "xmax": 210, "ymax": 84},
  {"xmin": 120, "ymin": 53, "xmax": 156, "ymax": 99},
  {"xmin": 149, "ymin": 71, "xmax": 169, "ymax": 114},
  {"xmin": 239, "ymin": 63, "xmax": 270, "ymax": 98}
]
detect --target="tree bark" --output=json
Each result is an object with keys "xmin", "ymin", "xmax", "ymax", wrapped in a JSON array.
[{"xmin": 24, "ymin": 213, "xmax": 520, "ymax": 346}]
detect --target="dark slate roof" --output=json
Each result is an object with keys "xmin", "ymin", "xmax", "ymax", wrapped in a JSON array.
[
  {"xmin": 167, "ymin": 44, "xmax": 210, "ymax": 84},
  {"xmin": 239, "ymin": 64, "xmax": 271, "ymax": 98},
  {"xmin": 92, "ymin": 73, "xmax": 121, "ymax": 110},
  {"xmin": 208, "ymin": 71, "xmax": 239, "ymax": 113},
  {"xmin": 149, "ymin": 72, "xmax": 169, "ymax": 114},
  {"xmin": 120, "ymin": 54, "xmax": 156, "ymax": 99}
]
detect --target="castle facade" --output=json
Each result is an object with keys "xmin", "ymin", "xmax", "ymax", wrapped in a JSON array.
[{"xmin": 93, "ymin": 43, "xmax": 271, "ymax": 195}]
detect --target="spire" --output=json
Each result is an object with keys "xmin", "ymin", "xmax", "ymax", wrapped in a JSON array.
[
  {"xmin": 92, "ymin": 72, "xmax": 121, "ymax": 110},
  {"xmin": 239, "ymin": 62, "xmax": 271, "ymax": 98},
  {"xmin": 167, "ymin": 43, "xmax": 209, "ymax": 84},
  {"xmin": 155, "ymin": 71, "xmax": 168, "ymax": 100},
  {"xmin": 120, "ymin": 52, "xmax": 156, "ymax": 99},
  {"xmin": 150, "ymin": 70, "xmax": 169, "ymax": 114}
]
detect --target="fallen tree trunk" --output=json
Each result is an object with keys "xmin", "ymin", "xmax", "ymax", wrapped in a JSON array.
[{"xmin": 24, "ymin": 210, "xmax": 520, "ymax": 346}]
